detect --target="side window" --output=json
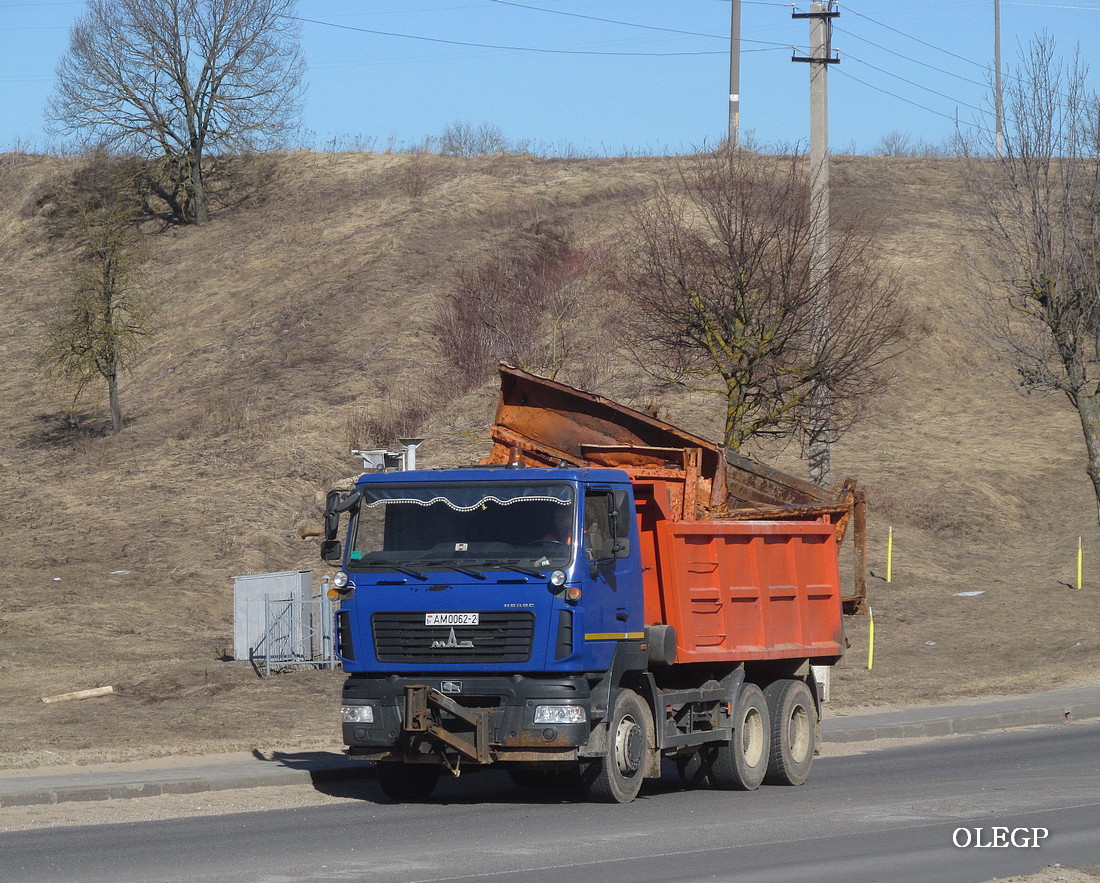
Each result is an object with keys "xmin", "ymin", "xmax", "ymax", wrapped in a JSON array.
[{"xmin": 584, "ymin": 492, "xmax": 614, "ymax": 560}]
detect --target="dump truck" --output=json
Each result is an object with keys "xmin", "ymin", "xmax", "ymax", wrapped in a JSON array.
[{"xmin": 322, "ymin": 365, "xmax": 867, "ymax": 803}]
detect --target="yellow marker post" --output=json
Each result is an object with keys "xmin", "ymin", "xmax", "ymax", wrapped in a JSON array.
[
  {"xmin": 1078, "ymin": 536, "xmax": 1083, "ymax": 590},
  {"xmin": 886, "ymin": 526, "xmax": 893, "ymax": 583},
  {"xmin": 867, "ymin": 606, "xmax": 875, "ymax": 670}
]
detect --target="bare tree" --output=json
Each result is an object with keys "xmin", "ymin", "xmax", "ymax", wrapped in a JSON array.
[
  {"xmin": 960, "ymin": 34, "xmax": 1100, "ymax": 520},
  {"xmin": 435, "ymin": 121, "xmax": 511, "ymax": 157},
  {"xmin": 47, "ymin": 0, "xmax": 304, "ymax": 225},
  {"xmin": 618, "ymin": 148, "xmax": 908, "ymax": 462},
  {"xmin": 41, "ymin": 163, "xmax": 152, "ymax": 433},
  {"xmin": 434, "ymin": 222, "xmax": 618, "ymax": 391}
]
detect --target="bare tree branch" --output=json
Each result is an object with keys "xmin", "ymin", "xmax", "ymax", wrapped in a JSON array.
[
  {"xmin": 434, "ymin": 221, "xmax": 621, "ymax": 392},
  {"xmin": 617, "ymin": 148, "xmax": 910, "ymax": 461},
  {"xmin": 48, "ymin": 0, "xmax": 304, "ymax": 224},
  {"xmin": 959, "ymin": 33, "xmax": 1100, "ymax": 520}
]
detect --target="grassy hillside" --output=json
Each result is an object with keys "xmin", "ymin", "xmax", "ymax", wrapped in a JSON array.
[{"xmin": 1, "ymin": 150, "xmax": 1096, "ymax": 768}]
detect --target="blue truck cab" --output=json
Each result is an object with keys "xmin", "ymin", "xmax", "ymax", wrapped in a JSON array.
[{"xmin": 322, "ymin": 464, "xmax": 648, "ymax": 796}]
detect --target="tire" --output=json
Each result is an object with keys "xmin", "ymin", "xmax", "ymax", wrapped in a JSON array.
[
  {"xmin": 581, "ymin": 689, "xmax": 651, "ymax": 803},
  {"xmin": 710, "ymin": 682, "xmax": 770, "ymax": 791},
  {"xmin": 376, "ymin": 761, "xmax": 441, "ymax": 802},
  {"xmin": 762, "ymin": 679, "xmax": 817, "ymax": 786}
]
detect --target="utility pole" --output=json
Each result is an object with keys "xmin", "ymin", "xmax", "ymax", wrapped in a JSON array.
[
  {"xmin": 729, "ymin": 0, "xmax": 741, "ymax": 146},
  {"xmin": 994, "ymin": 0, "xmax": 1004, "ymax": 156},
  {"xmin": 792, "ymin": 1, "xmax": 839, "ymax": 488}
]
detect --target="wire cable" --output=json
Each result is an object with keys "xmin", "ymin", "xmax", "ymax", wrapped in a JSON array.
[
  {"xmin": 485, "ymin": 0, "xmax": 792, "ymax": 46},
  {"xmin": 833, "ymin": 67, "xmax": 989, "ymax": 129},
  {"xmin": 288, "ymin": 14, "xmax": 727, "ymax": 56},
  {"xmin": 842, "ymin": 51, "xmax": 988, "ymax": 116},
  {"xmin": 842, "ymin": 3, "xmax": 995, "ymax": 72},
  {"xmin": 833, "ymin": 24, "xmax": 991, "ymax": 90}
]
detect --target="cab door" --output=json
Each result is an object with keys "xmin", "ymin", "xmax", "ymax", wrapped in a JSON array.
[{"xmin": 580, "ymin": 487, "xmax": 642, "ymax": 641}]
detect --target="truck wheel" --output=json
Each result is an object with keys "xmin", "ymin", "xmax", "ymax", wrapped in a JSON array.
[
  {"xmin": 763, "ymin": 679, "xmax": 817, "ymax": 786},
  {"xmin": 710, "ymin": 682, "xmax": 769, "ymax": 791},
  {"xmin": 581, "ymin": 689, "xmax": 651, "ymax": 804},
  {"xmin": 376, "ymin": 762, "xmax": 440, "ymax": 802}
]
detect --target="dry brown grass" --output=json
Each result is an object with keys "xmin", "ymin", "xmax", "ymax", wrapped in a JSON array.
[{"xmin": 1, "ymin": 150, "xmax": 1098, "ymax": 770}]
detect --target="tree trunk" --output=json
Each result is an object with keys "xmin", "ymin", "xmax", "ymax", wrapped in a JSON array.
[
  {"xmin": 191, "ymin": 150, "xmax": 207, "ymax": 225},
  {"xmin": 1076, "ymin": 396, "xmax": 1100, "ymax": 526},
  {"xmin": 807, "ymin": 381, "xmax": 832, "ymax": 488},
  {"xmin": 108, "ymin": 365, "xmax": 122, "ymax": 433}
]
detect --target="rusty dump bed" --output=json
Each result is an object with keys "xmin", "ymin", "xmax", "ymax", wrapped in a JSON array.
[
  {"xmin": 484, "ymin": 364, "xmax": 867, "ymax": 615},
  {"xmin": 653, "ymin": 519, "xmax": 845, "ymax": 663}
]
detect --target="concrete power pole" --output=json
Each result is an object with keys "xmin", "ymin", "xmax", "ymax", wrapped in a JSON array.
[
  {"xmin": 793, "ymin": 1, "xmax": 839, "ymax": 488},
  {"xmin": 995, "ymin": 0, "xmax": 1004, "ymax": 156},
  {"xmin": 729, "ymin": 0, "xmax": 741, "ymax": 146}
]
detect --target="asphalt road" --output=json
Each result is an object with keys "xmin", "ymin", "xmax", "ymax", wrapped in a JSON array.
[{"xmin": 3, "ymin": 722, "xmax": 1099, "ymax": 883}]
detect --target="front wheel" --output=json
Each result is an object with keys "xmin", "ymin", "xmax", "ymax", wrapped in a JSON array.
[
  {"xmin": 763, "ymin": 679, "xmax": 817, "ymax": 786},
  {"xmin": 376, "ymin": 762, "xmax": 440, "ymax": 802},
  {"xmin": 710, "ymin": 682, "xmax": 770, "ymax": 791},
  {"xmin": 581, "ymin": 689, "xmax": 651, "ymax": 803}
]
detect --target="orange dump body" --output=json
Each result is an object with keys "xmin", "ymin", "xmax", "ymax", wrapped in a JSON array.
[
  {"xmin": 632, "ymin": 478, "xmax": 844, "ymax": 663},
  {"xmin": 655, "ymin": 520, "xmax": 843, "ymax": 663}
]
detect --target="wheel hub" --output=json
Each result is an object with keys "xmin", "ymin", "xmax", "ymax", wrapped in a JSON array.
[{"xmin": 614, "ymin": 717, "xmax": 643, "ymax": 775}]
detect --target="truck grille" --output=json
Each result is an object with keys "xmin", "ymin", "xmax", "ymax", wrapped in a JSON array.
[
  {"xmin": 372, "ymin": 611, "xmax": 534, "ymax": 663},
  {"xmin": 336, "ymin": 610, "xmax": 355, "ymax": 661}
]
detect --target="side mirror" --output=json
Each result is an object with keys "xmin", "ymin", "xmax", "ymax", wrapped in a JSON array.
[
  {"xmin": 613, "ymin": 538, "xmax": 631, "ymax": 559},
  {"xmin": 324, "ymin": 512, "xmax": 340, "ymax": 541},
  {"xmin": 321, "ymin": 539, "xmax": 342, "ymax": 565}
]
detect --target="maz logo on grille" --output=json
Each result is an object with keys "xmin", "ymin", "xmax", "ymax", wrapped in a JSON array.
[
  {"xmin": 431, "ymin": 627, "xmax": 474, "ymax": 649},
  {"xmin": 372, "ymin": 611, "xmax": 533, "ymax": 663}
]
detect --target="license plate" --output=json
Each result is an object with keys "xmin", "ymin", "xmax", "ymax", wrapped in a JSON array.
[{"xmin": 425, "ymin": 612, "xmax": 479, "ymax": 626}]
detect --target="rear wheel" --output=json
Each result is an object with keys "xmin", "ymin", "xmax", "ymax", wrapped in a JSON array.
[
  {"xmin": 762, "ymin": 679, "xmax": 817, "ymax": 786},
  {"xmin": 376, "ymin": 762, "xmax": 440, "ymax": 802},
  {"xmin": 581, "ymin": 689, "xmax": 651, "ymax": 803},
  {"xmin": 710, "ymin": 682, "xmax": 770, "ymax": 791}
]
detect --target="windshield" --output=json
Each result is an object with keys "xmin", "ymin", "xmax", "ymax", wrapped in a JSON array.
[{"xmin": 349, "ymin": 482, "xmax": 576, "ymax": 571}]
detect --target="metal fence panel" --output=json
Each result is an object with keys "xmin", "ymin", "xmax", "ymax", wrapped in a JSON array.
[{"xmin": 261, "ymin": 596, "xmax": 336, "ymax": 675}]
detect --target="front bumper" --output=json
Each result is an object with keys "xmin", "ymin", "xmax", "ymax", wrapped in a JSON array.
[{"xmin": 341, "ymin": 673, "xmax": 592, "ymax": 763}]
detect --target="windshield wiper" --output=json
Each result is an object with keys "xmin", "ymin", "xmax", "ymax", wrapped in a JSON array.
[
  {"xmin": 360, "ymin": 559, "xmax": 429, "ymax": 580},
  {"xmin": 481, "ymin": 560, "xmax": 548, "ymax": 578},
  {"xmin": 421, "ymin": 561, "xmax": 487, "ymax": 580}
]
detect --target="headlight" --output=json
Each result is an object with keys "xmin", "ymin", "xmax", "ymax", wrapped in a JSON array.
[
  {"xmin": 341, "ymin": 704, "xmax": 374, "ymax": 724},
  {"xmin": 549, "ymin": 570, "xmax": 567, "ymax": 587},
  {"xmin": 533, "ymin": 705, "xmax": 586, "ymax": 724},
  {"xmin": 332, "ymin": 571, "xmax": 349, "ymax": 589}
]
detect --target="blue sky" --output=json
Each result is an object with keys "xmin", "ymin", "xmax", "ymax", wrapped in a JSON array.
[{"xmin": 1, "ymin": 0, "xmax": 1098, "ymax": 155}]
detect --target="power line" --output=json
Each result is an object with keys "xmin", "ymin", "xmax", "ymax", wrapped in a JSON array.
[
  {"xmin": 485, "ymin": 0, "xmax": 792, "ymax": 46},
  {"xmin": 288, "ymin": 14, "xmax": 727, "ymax": 56},
  {"xmin": 1006, "ymin": 1, "xmax": 1100, "ymax": 8},
  {"xmin": 839, "ymin": 9, "xmax": 1083, "ymax": 111},
  {"xmin": 486, "ymin": 0, "xmax": 724, "ymax": 40},
  {"xmin": 833, "ymin": 67, "xmax": 980, "ymax": 128},
  {"xmin": 842, "ymin": 51, "xmax": 988, "ymax": 116},
  {"xmin": 833, "ymin": 24, "xmax": 991, "ymax": 90},
  {"xmin": 842, "ymin": 4, "xmax": 994, "ymax": 72}
]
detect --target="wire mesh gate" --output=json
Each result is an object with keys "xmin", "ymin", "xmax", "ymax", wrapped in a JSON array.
[{"xmin": 255, "ymin": 595, "xmax": 337, "ymax": 676}]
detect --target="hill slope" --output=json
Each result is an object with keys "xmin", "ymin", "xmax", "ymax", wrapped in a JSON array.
[{"xmin": 1, "ymin": 150, "xmax": 1097, "ymax": 768}]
